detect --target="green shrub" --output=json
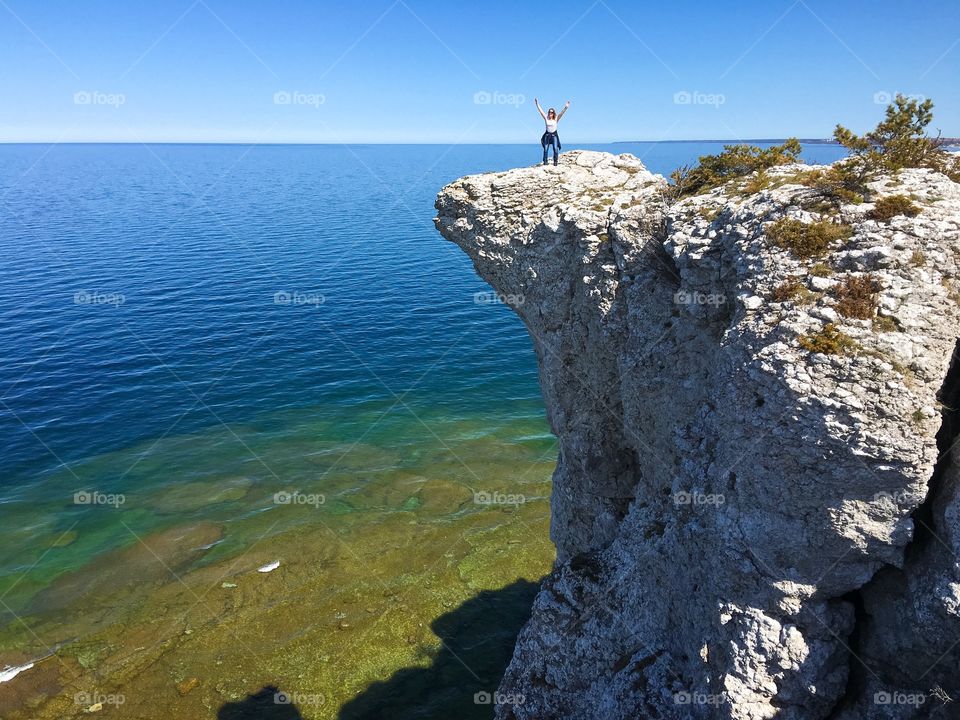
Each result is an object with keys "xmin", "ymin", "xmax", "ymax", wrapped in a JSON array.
[
  {"xmin": 798, "ymin": 323, "xmax": 857, "ymax": 355},
  {"xmin": 770, "ymin": 277, "xmax": 814, "ymax": 303},
  {"xmin": 834, "ymin": 95, "xmax": 956, "ymax": 178},
  {"xmin": 869, "ymin": 194, "xmax": 921, "ymax": 221},
  {"xmin": 670, "ymin": 139, "xmax": 802, "ymax": 198},
  {"xmin": 946, "ymin": 157, "xmax": 960, "ymax": 183},
  {"xmin": 766, "ymin": 218, "xmax": 854, "ymax": 258},
  {"xmin": 872, "ymin": 315, "xmax": 899, "ymax": 333},
  {"xmin": 743, "ymin": 170, "xmax": 773, "ymax": 194},
  {"xmin": 797, "ymin": 165, "xmax": 866, "ymax": 207},
  {"xmin": 944, "ymin": 279, "xmax": 960, "ymax": 306},
  {"xmin": 698, "ymin": 206, "xmax": 722, "ymax": 222},
  {"xmin": 809, "ymin": 262, "xmax": 834, "ymax": 277},
  {"xmin": 833, "ymin": 274, "xmax": 880, "ymax": 319}
]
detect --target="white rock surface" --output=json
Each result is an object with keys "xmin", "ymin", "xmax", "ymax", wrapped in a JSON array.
[{"xmin": 435, "ymin": 151, "xmax": 960, "ymax": 719}]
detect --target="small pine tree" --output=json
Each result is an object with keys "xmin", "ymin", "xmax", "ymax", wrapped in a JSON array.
[
  {"xmin": 834, "ymin": 95, "xmax": 955, "ymax": 177},
  {"xmin": 669, "ymin": 138, "xmax": 802, "ymax": 197}
]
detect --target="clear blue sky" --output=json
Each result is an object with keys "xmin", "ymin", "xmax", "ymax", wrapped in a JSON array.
[{"xmin": 1, "ymin": 0, "xmax": 957, "ymax": 143}]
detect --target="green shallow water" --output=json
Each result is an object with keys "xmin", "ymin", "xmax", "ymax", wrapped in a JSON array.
[
  {"xmin": 0, "ymin": 399, "xmax": 556, "ymax": 719},
  {"xmin": 0, "ymin": 395, "xmax": 552, "ymax": 607}
]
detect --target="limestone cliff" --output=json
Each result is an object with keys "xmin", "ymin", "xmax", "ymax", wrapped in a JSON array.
[{"xmin": 434, "ymin": 151, "xmax": 960, "ymax": 719}]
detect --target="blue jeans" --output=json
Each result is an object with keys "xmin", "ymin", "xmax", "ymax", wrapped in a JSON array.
[{"xmin": 542, "ymin": 132, "xmax": 559, "ymax": 164}]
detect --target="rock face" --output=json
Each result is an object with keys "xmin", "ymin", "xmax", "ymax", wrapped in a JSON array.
[{"xmin": 434, "ymin": 151, "xmax": 960, "ymax": 719}]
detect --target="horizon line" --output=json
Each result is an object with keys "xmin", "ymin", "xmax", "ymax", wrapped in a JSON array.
[{"xmin": 0, "ymin": 138, "xmax": 839, "ymax": 147}]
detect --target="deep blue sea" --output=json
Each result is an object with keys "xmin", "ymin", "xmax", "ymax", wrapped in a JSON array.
[{"xmin": 0, "ymin": 141, "xmax": 847, "ymax": 613}]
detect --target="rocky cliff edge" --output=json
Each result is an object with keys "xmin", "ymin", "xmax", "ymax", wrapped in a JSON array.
[{"xmin": 435, "ymin": 150, "xmax": 960, "ymax": 719}]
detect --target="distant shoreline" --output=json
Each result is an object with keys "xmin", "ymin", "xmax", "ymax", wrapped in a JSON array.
[
  {"xmin": 613, "ymin": 137, "xmax": 960, "ymax": 148},
  {"xmin": 613, "ymin": 138, "xmax": 840, "ymax": 145}
]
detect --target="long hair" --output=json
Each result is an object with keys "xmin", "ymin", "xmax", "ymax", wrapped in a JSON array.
[{"xmin": 547, "ymin": 108, "xmax": 556, "ymax": 119}]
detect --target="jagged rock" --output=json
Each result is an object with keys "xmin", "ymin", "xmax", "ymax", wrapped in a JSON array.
[{"xmin": 434, "ymin": 151, "xmax": 960, "ymax": 719}]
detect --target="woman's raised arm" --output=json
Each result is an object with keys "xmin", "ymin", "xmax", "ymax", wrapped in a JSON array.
[
  {"xmin": 557, "ymin": 100, "xmax": 571, "ymax": 121},
  {"xmin": 534, "ymin": 98, "xmax": 546, "ymax": 120}
]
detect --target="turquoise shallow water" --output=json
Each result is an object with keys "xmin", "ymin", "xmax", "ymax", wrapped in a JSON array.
[{"xmin": 0, "ymin": 141, "xmax": 847, "ymax": 615}]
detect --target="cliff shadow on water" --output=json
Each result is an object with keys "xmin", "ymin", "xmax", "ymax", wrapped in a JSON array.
[
  {"xmin": 337, "ymin": 579, "xmax": 542, "ymax": 720},
  {"xmin": 218, "ymin": 685, "xmax": 305, "ymax": 719}
]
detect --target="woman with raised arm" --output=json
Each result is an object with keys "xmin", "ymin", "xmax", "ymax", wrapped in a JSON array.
[{"xmin": 535, "ymin": 98, "xmax": 570, "ymax": 166}]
